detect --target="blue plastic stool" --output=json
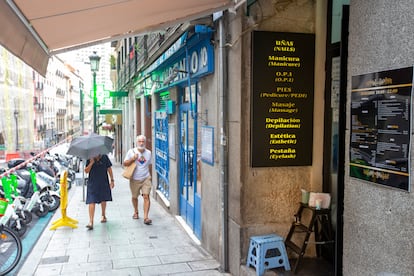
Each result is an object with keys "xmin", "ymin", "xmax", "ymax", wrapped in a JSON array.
[{"xmin": 246, "ymin": 234, "xmax": 291, "ymax": 276}]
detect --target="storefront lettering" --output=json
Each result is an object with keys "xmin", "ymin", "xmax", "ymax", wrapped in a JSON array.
[
  {"xmin": 163, "ymin": 46, "xmax": 210, "ymax": 83},
  {"xmin": 273, "ymin": 40, "xmax": 295, "ymax": 52}
]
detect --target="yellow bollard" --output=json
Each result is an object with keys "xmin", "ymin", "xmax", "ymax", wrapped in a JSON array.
[{"xmin": 50, "ymin": 170, "xmax": 78, "ymax": 230}]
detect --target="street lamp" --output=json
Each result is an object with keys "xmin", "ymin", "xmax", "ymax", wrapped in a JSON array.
[
  {"xmin": 51, "ymin": 121, "xmax": 55, "ymax": 145},
  {"xmin": 89, "ymin": 51, "xmax": 101, "ymax": 133},
  {"xmin": 13, "ymin": 110, "xmax": 18, "ymax": 151},
  {"xmin": 80, "ymin": 84, "xmax": 84, "ymax": 136}
]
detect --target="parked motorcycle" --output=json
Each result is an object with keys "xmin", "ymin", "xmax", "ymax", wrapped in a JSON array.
[
  {"xmin": 36, "ymin": 171, "xmax": 60, "ymax": 211},
  {"xmin": 5, "ymin": 170, "xmax": 50, "ymax": 219},
  {"xmin": 21, "ymin": 169, "xmax": 50, "ymax": 217},
  {"xmin": 52, "ymin": 153, "xmax": 75, "ymax": 189}
]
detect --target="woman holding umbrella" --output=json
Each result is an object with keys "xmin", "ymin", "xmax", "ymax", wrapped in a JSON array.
[{"xmin": 84, "ymin": 154, "xmax": 114, "ymax": 230}]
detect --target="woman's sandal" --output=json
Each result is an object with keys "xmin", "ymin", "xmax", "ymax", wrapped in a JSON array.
[
  {"xmin": 101, "ymin": 216, "xmax": 107, "ymax": 223},
  {"xmin": 144, "ymin": 218, "xmax": 152, "ymax": 225},
  {"xmin": 86, "ymin": 224, "xmax": 93, "ymax": 230},
  {"xmin": 132, "ymin": 213, "xmax": 139, "ymax": 219}
]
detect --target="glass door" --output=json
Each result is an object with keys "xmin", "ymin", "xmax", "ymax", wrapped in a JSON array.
[{"xmin": 178, "ymin": 85, "xmax": 201, "ymax": 239}]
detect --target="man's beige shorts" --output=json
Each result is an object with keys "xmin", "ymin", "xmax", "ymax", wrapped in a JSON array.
[{"xmin": 129, "ymin": 176, "xmax": 152, "ymax": 198}]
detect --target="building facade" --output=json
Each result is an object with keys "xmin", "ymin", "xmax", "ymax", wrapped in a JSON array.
[
  {"xmin": 113, "ymin": 0, "xmax": 414, "ymax": 275},
  {"xmin": 0, "ymin": 45, "xmax": 87, "ymax": 157}
]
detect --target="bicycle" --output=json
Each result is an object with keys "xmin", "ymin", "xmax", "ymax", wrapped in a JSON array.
[{"xmin": 0, "ymin": 224, "xmax": 22, "ymax": 275}]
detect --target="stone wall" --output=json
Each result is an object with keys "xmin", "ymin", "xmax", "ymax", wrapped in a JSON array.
[{"xmin": 344, "ymin": 0, "xmax": 414, "ymax": 275}]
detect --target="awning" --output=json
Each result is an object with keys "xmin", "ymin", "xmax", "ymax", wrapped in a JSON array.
[
  {"xmin": 0, "ymin": 0, "xmax": 233, "ymax": 76},
  {"xmin": 99, "ymin": 109, "xmax": 122, "ymax": 114}
]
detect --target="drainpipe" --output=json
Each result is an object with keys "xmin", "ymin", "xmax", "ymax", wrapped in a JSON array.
[{"xmin": 218, "ymin": 12, "xmax": 229, "ymax": 272}]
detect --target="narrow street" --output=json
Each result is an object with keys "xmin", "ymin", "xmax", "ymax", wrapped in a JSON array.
[{"xmin": 16, "ymin": 156, "xmax": 230, "ymax": 276}]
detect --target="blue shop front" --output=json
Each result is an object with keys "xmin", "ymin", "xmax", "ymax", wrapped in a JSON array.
[{"xmin": 136, "ymin": 26, "xmax": 215, "ymax": 239}]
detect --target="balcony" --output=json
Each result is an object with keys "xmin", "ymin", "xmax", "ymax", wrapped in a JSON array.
[
  {"xmin": 35, "ymin": 81, "xmax": 44, "ymax": 90},
  {"xmin": 56, "ymin": 88, "xmax": 65, "ymax": 97},
  {"xmin": 34, "ymin": 102, "xmax": 45, "ymax": 112},
  {"xmin": 56, "ymin": 109, "xmax": 66, "ymax": 115},
  {"xmin": 115, "ymin": 26, "xmax": 181, "ymax": 90}
]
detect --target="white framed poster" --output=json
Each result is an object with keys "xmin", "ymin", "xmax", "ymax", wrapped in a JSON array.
[
  {"xmin": 201, "ymin": 126, "xmax": 214, "ymax": 165},
  {"xmin": 168, "ymin": 123, "xmax": 176, "ymax": 159}
]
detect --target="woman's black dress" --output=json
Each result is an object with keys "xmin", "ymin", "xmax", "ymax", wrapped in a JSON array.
[{"xmin": 86, "ymin": 154, "xmax": 112, "ymax": 204}]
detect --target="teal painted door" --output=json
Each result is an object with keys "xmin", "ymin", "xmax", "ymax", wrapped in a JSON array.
[{"xmin": 179, "ymin": 86, "xmax": 201, "ymax": 239}]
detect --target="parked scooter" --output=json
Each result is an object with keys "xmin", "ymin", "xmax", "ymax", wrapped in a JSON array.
[
  {"xmin": 52, "ymin": 153, "xmax": 75, "ymax": 189},
  {"xmin": 21, "ymin": 169, "xmax": 50, "ymax": 217},
  {"xmin": 0, "ymin": 177, "xmax": 28, "ymax": 237},
  {"xmin": 7, "ymin": 158, "xmax": 60, "ymax": 212},
  {"xmin": 36, "ymin": 171, "xmax": 60, "ymax": 211},
  {"xmin": 30, "ymin": 153, "xmax": 60, "ymax": 191},
  {"xmin": 6, "ymin": 170, "xmax": 49, "ymax": 218},
  {"xmin": 0, "ymin": 200, "xmax": 27, "ymax": 237},
  {"xmin": 4, "ymin": 174, "xmax": 32, "ymax": 225}
]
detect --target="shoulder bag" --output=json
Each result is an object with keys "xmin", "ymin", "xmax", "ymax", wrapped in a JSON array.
[{"xmin": 122, "ymin": 149, "xmax": 137, "ymax": 179}]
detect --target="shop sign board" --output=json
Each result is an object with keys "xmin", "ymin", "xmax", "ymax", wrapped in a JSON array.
[{"xmin": 144, "ymin": 33, "xmax": 214, "ymax": 94}]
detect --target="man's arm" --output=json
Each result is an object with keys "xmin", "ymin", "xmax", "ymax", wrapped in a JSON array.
[{"xmin": 123, "ymin": 149, "xmax": 137, "ymax": 166}]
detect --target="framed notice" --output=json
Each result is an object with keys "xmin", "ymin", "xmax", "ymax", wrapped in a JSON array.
[
  {"xmin": 350, "ymin": 67, "xmax": 412, "ymax": 191},
  {"xmin": 201, "ymin": 126, "xmax": 214, "ymax": 165},
  {"xmin": 251, "ymin": 31, "xmax": 315, "ymax": 167},
  {"xmin": 155, "ymin": 111, "xmax": 169, "ymax": 181}
]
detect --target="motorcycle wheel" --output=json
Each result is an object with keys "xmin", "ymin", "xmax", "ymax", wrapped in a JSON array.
[
  {"xmin": 18, "ymin": 210, "xmax": 33, "ymax": 224},
  {"xmin": 41, "ymin": 194, "xmax": 60, "ymax": 212},
  {"xmin": 8, "ymin": 220, "xmax": 27, "ymax": 237},
  {"xmin": 34, "ymin": 203, "xmax": 50, "ymax": 217},
  {"xmin": 53, "ymin": 182, "xmax": 60, "ymax": 192}
]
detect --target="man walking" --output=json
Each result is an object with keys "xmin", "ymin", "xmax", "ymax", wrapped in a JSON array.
[{"xmin": 123, "ymin": 135, "xmax": 152, "ymax": 225}]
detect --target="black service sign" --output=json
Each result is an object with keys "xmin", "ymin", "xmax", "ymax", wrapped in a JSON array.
[
  {"xmin": 350, "ymin": 67, "xmax": 412, "ymax": 191},
  {"xmin": 251, "ymin": 31, "xmax": 315, "ymax": 167}
]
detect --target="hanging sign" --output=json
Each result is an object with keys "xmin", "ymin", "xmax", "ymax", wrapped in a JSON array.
[{"xmin": 251, "ymin": 31, "xmax": 315, "ymax": 167}]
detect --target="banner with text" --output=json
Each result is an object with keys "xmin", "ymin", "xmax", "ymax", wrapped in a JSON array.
[{"xmin": 251, "ymin": 31, "xmax": 315, "ymax": 167}]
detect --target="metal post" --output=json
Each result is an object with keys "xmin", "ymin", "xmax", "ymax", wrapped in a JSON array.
[
  {"xmin": 82, "ymin": 160, "xmax": 86, "ymax": 202},
  {"xmin": 80, "ymin": 86, "xmax": 84, "ymax": 135},
  {"xmin": 219, "ymin": 13, "xmax": 229, "ymax": 272},
  {"xmin": 51, "ymin": 121, "xmax": 55, "ymax": 146},
  {"xmin": 14, "ymin": 110, "xmax": 19, "ymax": 151},
  {"xmin": 93, "ymin": 71, "xmax": 97, "ymax": 133},
  {"xmin": 89, "ymin": 51, "xmax": 100, "ymax": 134}
]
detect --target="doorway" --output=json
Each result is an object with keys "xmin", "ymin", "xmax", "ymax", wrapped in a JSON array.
[
  {"xmin": 323, "ymin": 2, "xmax": 349, "ymax": 275},
  {"xmin": 178, "ymin": 85, "xmax": 201, "ymax": 239}
]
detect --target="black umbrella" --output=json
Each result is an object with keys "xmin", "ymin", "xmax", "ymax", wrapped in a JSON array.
[{"xmin": 66, "ymin": 133, "xmax": 113, "ymax": 160}]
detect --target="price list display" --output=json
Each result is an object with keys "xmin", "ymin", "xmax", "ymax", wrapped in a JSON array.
[
  {"xmin": 250, "ymin": 31, "xmax": 315, "ymax": 167},
  {"xmin": 350, "ymin": 67, "xmax": 413, "ymax": 191}
]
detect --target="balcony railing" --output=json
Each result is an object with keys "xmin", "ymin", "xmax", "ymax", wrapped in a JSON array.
[{"xmin": 115, "ymin": 26, "xmax": 182, "ymax": 90}]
